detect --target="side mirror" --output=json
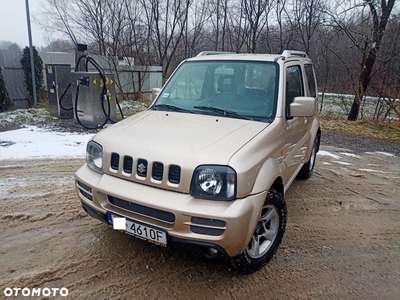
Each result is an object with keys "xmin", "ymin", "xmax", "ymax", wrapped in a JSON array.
[
  {"xmin": 152, "ymin": 88, "xmax": 162, "ymax": 102},
  {"xmin": 289, "ymin": 97, "xmax": 316, "ymax": 117}
]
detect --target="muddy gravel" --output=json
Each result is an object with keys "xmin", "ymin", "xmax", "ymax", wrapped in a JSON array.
[{"xmin": 0, "ymin": 138, "xmax": 399, "ymax": 299}]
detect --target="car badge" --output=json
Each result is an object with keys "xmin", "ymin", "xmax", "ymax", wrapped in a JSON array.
[{"xmin": 138, "ymin": 163, "xmax": 146, "ymax": 174}]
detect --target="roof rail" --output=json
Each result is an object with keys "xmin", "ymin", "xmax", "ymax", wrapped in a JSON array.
[
  {"xmin": 281, "ymin": 50, "xmax": 308, "ymax": 58},
  {"xmin": 196, "ymin": 51, "xmax": 236, "ymax": 56}
]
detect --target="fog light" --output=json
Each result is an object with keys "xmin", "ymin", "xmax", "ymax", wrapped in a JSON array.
[{"xmin": 207, "ymin": 247, "xmax": 219, "ymax": 258}]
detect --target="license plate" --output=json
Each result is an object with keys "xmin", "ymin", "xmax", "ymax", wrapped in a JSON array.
[{"xmin": 108, "ymin": 213, "xmax": 167, "ymax": 247}]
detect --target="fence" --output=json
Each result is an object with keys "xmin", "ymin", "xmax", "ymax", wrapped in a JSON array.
[{"xmin": 0, "ymin": 49, "xmax": 163, "ymax": 108}]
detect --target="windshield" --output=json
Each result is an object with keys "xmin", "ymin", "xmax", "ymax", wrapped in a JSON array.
[{"xmin": 153, "ymin": 60, "xmax": 278, "ymax": 122}]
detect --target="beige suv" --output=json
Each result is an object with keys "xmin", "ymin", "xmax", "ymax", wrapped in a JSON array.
[{"xmin": 75, "ymin": 50, "xmax": 320, "ymax": 272}]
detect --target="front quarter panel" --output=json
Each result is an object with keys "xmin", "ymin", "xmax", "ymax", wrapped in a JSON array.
[
  {"xmin": 228, "ymin": 119, "xmax": 283, "ymax": 198},
  {"xmin": 250, "ymin": 157, "xmax": 282, "ymax": 195}
]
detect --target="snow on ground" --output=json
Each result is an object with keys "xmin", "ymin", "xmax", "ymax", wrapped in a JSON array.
[
  {"xmin": 332, "ymin": 161, "xmax": 353, "ymax": 166},
  {"xmin": 317, "ymin": 150, "xmax": 342, "ymax": 159},
  {"xmin": 358, "ymin": 168, "xmax": 385, "ymax": 173},
  {"xmin": 340, "ymin": 152, "xmax": 361, "ymax": 159},
  {"xmin": 0, "ymin": 126, "xmax": 94, "ymax": 160}
]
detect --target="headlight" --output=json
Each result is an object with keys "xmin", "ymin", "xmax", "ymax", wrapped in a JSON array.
[
  {"xmin": 86, "ymin": 140, "xmax": 103, "ymax": 174},
  {"xmin": 191, "ymin": 166, "xmax": 236, "ymax": 201}
]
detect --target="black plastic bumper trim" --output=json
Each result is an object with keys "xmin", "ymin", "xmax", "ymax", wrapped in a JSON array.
[
  {"xmin": 168, "ymin": 236, "xmax": 229, "ymax": 260},
  {"xmin": 81, "ymin": 202, "xmax": 108, "ymax": 224}
]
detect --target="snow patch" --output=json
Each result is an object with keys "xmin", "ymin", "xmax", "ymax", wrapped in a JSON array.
[
  {"xmin": 332, "ymin": 161, "xmax": 353, "ymax": 166},
  {"xmin": 0, "ymin": 126, "xmax": 94, "ymax": 160},
  {"xmin": 358, "ymin": 168, "xmax": 384, "ymax": 173},
  {"xmin": 323, "ymin": 162, "xmax": 332, "ymax": 165},
  {"xmin": 317, "ymin": 150, "xmax": 342, "ymax": 159},
  {"xmin": 364, "ymin": 151, "xmax": 396, "ymax": 157},
  {"xmin": 376, "ymin": 151, "xmax": 395, "ymax": 157},
  {"xmin": 340, "ymin": 152, "xmax": 361, "ymax": 159}
]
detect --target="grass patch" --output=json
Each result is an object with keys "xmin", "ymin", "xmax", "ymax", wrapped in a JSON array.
[
  {"xmin": 320, "ymin": 116, "xmax": 400, "ymax": 141},
  {"xmin": 119, "ymin": 100, "xmax": 150, "ymax": 119},
  {"xmin": 0, "ymin": 100, "xmax": 151, "ymax": 130}
]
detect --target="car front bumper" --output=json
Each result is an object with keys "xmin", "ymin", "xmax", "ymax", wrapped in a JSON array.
[{"xmin": 75, "ymin": 164, "xmax": 267, "ymax": 258}]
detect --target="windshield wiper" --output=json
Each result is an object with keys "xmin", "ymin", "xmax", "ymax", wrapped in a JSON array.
[
  {"xmin": 193, "ymin": 106, "xmax": 250, "ymax": 120},
  {"xmin": 151, "ymin": 104, "xmax": 194, "ymax": 114}
]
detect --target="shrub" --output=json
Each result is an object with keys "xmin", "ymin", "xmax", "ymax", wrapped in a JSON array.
[
  {"xmin": 20, "ymin": 46, "xmax": 44, "ymax": 107},
  {"xmin": 0, "ymin": 67, "xmax": 13, "ymax": 112}
]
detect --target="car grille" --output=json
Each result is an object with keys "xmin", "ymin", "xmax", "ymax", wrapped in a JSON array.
[
  {"xmin": 190, "ymin": 226, "xmax": 225, "ymax": 236},
  {"xmin": 108, "ymin": 195, "xmax": 175, "ymax": 223},
  {"xmin": 109, "ymin": 153, "xmax": 181, "ymax": 184},
  {"xmin": 152, "ymin": 162, "xmax": 164, "ymax": 181},
  {"xmin": 111, "ymin": 153, "xmax": 119, "ymax": 170},
  {"xmin": 168, "ymin": 165, "xmax": 181, "ymax": 184},
  {"xmin": 190, "ymin": 216, "xmax": 226, "ymax": 236},
  {"xmin": 123, "ymin": 156, "xmax": 133, "ymax": 174},
  {"xmin": 77, "ymin": 181, "xmax": 93, "ymax": 201}
]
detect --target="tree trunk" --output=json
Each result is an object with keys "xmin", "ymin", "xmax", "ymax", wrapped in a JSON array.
[
  {"xmin": 347, "ymin": 0, "xmax": 395, "ymax": 121},
  {"xmin": 348, "ymin": 96, "xmax": 361, "ymax": 120}
]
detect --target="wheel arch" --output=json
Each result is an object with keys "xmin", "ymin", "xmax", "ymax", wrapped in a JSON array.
[
  {"xmin": 270, "ymin": 176, "xmax": 284, "ymax": 196},
  {"xmin": 250, "ymin": 157, "xmax": 283, "ymax": 195},
  {"xmin": 304, "ymin": 120, "xmax": 321, "ymax": 163}
]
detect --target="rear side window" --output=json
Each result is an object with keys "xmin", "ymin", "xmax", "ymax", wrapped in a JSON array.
[{"xmin": 304, "ymin": 64, "xmax": 317, "ymax": 97}]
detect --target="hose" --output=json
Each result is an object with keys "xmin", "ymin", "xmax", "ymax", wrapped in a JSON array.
[
  {"xmin": 58, "ymin": 83, "xmax": 72, "ymax": 111},
  {"xmin": 116, "ymin": 95, "xmax": 124, "ymax": 119}
]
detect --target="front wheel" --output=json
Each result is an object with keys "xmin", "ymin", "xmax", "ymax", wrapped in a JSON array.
[{"xmin": 231, "ymin": 189, "xmax": 287, "ymax": 273}]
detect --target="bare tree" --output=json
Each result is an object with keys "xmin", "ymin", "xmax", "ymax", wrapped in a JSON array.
[
  {"xmin": 140, "ymin": 0, "xmax": 192, "ymax": 81},
  {"xmin": 242, "ymin": 0, "xmax": 271, "ymax": 53},
  {"xmin": 226, "ymin": 1, "xmax": 247, "ymax": 52},
  {"xmin": 183, "ymin": 1, "xmax": 211, "ymax": 57},
  {"xmin": 286, "ymin": 0, "xmax": 324, "ymax": 53},
  {"xmin": 323, "ymin": 0, "xmax": 397, "ymax": 120},
  {"xmin": 265, "ymin": 0, "xmax": 293, "ymax": 53},
  {"xmin": 37, "ymin": 0, "xmax": 79, "ymax": 44}
]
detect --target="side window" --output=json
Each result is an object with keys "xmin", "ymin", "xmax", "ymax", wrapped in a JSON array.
[
  {"xmin": 286, "ymin": 65, "xmax": 303, "ymax": 118},
  {"xmin": 304, "ymin": 64, "xmax": 317, "ymax": 97}
]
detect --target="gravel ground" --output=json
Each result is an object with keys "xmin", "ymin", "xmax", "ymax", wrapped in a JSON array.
[
  {"xmin": 1, "ymin": 117, "xmax": 399, "ymax": 299},
  {"xmin": 1, "ymin": 146, "xmax": 399, "ymax": 299},
  {"xmin": 322, "ymin": 131, "xmax": 400, "ymax": 156}
]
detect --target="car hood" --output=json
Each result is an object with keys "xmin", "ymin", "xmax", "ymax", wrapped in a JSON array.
[{"xmin": 94, "ymin": 110, "xmax": 269, "ymax": 192}]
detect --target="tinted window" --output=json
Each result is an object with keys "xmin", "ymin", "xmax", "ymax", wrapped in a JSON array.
[
  {"xmin": 304, "ymin": 64, "xmax": 316, "ymax": 97},
  {"xmin": 286, "ymin": 65, "xmax": 303, "ymax": 117},
  {"xmin": 166, "ymin": 64, "xmax": 207, "ymax": 101},
  {"xmin": 156, "ymin": 61, "xmax": 278, "ymax": 122}
]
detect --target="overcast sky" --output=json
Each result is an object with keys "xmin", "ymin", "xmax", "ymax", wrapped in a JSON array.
[{"xmin": 0, "ymin": 0, "xmax": 46, "ymax": 47}]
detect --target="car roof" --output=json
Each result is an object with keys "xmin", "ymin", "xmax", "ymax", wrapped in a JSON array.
[{"xmin": 187, "ymin": 50, "xmax": 312, "ymax": 63}]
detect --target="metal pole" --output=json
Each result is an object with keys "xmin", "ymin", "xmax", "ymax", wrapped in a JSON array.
[{"xmin": 25, "ymin": 0, "xmax": 38, "ymax": 106}]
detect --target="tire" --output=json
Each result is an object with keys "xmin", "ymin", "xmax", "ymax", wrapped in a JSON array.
[
  {"xmin": 297, "ymin": 136, "xmax": 318, "ymax": 180},
  {"xmin": 231, "ymin": 189, "xmax": 287, "ymax": 273}
]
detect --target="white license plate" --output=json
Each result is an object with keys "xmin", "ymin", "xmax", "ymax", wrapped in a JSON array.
[{"xmin": 112, "ymin": 215, "xmax": 167, "ymax": 247}]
